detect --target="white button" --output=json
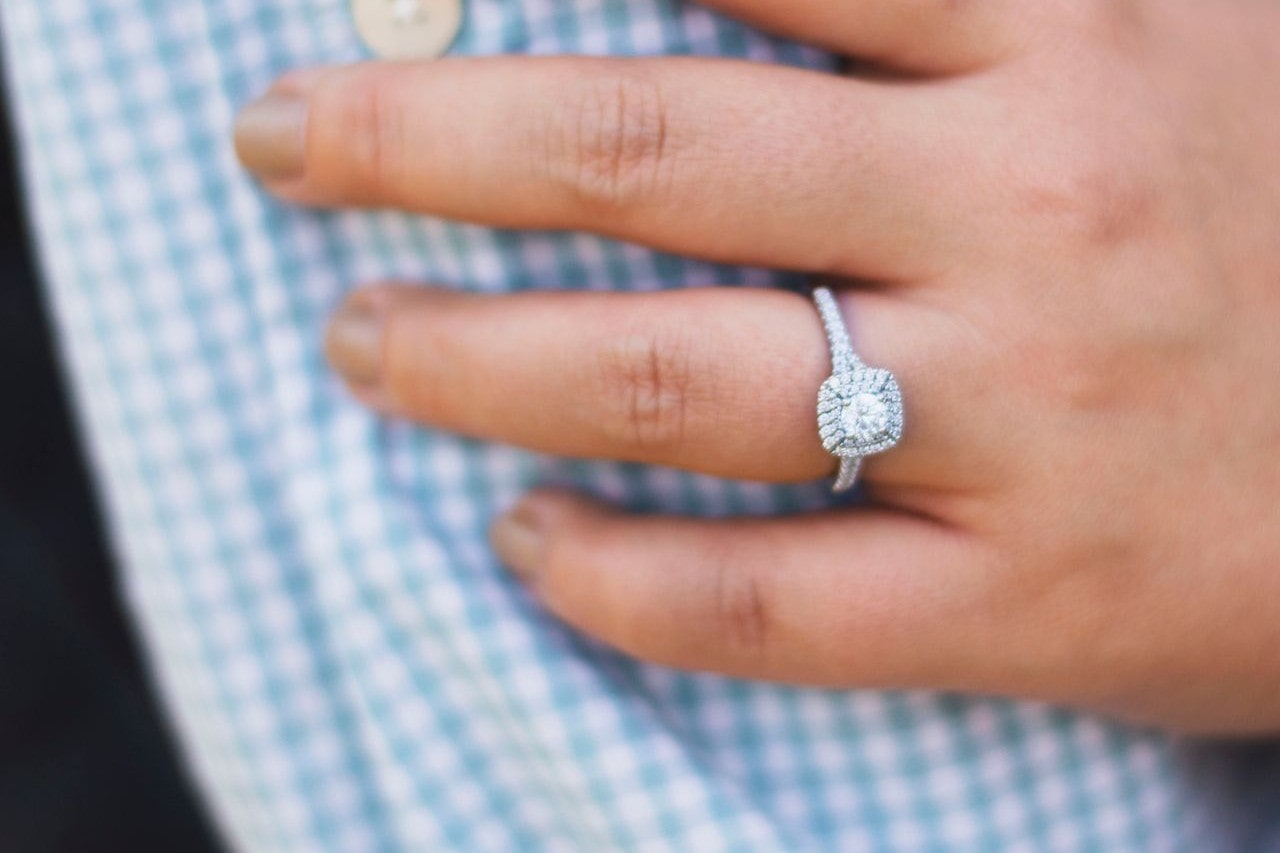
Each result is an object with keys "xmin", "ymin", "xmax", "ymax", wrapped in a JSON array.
[{"xmin": 352, "ymin": 0, "xmax": 463, "ymax": 60}]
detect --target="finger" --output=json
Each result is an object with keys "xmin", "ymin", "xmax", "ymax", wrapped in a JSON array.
[
  {"xmin": 694, "ymin": 0, "xmax": 1047, "ymax": 74},
  {"xmin": 235, "ymin": 57, "xmax": 976, "ymax": 280},
  {"xmin": 326, "ymin": 285, "xmax": 976, "ymax": 487},
  {"xmin": 491, "ymin": 490, "xmax": 1001, "ymax": 687}
]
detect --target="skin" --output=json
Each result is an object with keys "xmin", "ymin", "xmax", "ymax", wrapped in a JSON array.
[{"xmin": 233, "ymin": 0, "xmax": 1280, "ymax": 734}]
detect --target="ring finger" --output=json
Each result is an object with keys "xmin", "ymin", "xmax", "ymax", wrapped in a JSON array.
[{"xmin": 326, "ymin": 284, "xmax": 986, "ymax": 490}]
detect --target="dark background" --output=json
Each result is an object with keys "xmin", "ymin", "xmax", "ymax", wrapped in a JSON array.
[{"xmin": 0, "ymin": 78, "xmax": 220, "ymax": 851}]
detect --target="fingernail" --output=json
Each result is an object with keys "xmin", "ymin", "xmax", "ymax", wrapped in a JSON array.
[
  {"xmin": 326, "ymin": 298, "xmax": 383, "ymax": 388},
  {"xmin": 234, "ymin": 92, "xmax": 308, "ymax": 180},
  {"xmin": 491, "ymin": 503, "xmax": 547, "ymax": 584}
]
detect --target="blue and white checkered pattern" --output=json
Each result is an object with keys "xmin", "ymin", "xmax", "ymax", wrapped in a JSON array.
[{"xmin": 2, "ymin": 1, "xmax": 1275, "ymax": 850}]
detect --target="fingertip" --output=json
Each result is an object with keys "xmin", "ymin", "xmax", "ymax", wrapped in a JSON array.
[
  {"xmin": 491, "ymin": 501, "xmax": 547, "ymax": 586},
  {"xmin": 491, "ymin": 489, "xmax": 607, "ymax": 587},
  {"xmin": 324, "ymin": 285, "xmax": 417, "ymax": 412},
  {"xmin": 325, "ymin": 290, "xmax": 385, "ymax": 389},
  {"xmin": 233, "ymin": 68, "xmax": 336, "ymax": 188},
  {"xmin": 502, "ymin": 488, "xmax": 612, "ymax": 533},
  {"xmin": 234, "ymin": 90, "xmax": 308, "ymax": 181}
]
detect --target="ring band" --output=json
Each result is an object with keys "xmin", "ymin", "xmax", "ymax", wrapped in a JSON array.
[{"xmin": 813, "ymin": 287, "xmax": 904, "ymax": 493}]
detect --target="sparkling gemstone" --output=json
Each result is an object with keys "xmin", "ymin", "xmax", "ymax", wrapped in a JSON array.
[{"xmin": 842, "ymin": 392, "xmax": 889, "ymax": 443}]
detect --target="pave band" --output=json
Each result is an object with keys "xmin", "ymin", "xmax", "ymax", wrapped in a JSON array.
[{"xmin": 813, "ymin": 287, "xmax": 904, "ymax": 493}]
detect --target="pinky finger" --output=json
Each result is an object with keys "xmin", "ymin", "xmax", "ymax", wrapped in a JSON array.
[{"xmin": 491, "ymin": 489, "xmax": 1000, "ymax": 689}]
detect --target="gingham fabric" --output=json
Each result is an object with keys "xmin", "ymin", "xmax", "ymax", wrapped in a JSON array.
[{"xmin": 2, "ymin": 1, "xmax": 1276, "ymax": 850}]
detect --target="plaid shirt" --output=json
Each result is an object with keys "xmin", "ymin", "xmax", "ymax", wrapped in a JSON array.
[{"xmin": 3, "ymin": 1, "xmax": 1273, "ymax": 850}]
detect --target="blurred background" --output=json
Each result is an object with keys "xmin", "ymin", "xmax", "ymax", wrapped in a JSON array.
[{"xmin": 0, "ymin": 65, "xmax": 221, "ymax": 851}]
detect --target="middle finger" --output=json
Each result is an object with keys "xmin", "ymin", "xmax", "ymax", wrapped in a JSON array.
[{"xmin": 236, "ymin": 57, "xmax": 978, "ymax": 281}]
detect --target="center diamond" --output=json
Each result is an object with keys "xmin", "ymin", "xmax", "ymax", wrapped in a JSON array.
[{"xmin": 842, "ymin": 392, "xmax": 890, "ymax": 443}]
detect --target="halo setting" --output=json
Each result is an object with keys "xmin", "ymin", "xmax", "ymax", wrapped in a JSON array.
[{"xmin": 812, "ymin": 288, "xmax": 905, "ymax": 492}]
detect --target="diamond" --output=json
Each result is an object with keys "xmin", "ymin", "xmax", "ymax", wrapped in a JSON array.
[{"xmin": 842, "ymin": 392, "xmax": 890, "ymax": 444}]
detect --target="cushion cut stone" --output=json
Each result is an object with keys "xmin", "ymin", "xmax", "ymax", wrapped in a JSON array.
[{"xmin": 843, "ymin": 392, "xmax": 890, "ymax": 443}]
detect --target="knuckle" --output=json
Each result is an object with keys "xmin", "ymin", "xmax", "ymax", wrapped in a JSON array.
[
  {"xmin": 546, "ymin": 67, "xmax": 673, "ymax": 211},
  {"xmin": 882, "ymin": 0, "xmax": 988, "ymax": 21},
  {"xmin": 596, "ymin": 319, "xmax": 696, "ymax": 456},
  {"xmin": 1015, "ymin": 144, "xmax": 1159, "ymax": 250},
  {"xmin": 710, "ymin": 544, "xmax": 772, "ymax": 658},
  {"xmin": 323, "ymin": 74, "xmax": 410, "ymax": 199},
  {"xmin": 1075, "ymin": 0, "xmax": 1150, "ymax": 45},
  {"xmin": 921, "ymin": 0, "xmax": 979, "ymax": 15},
  {"xmin": 1047, "ymin": 353, "xmax": 1129, "ymax": 417},
  {"xmin": 1012, "ymin": 328, "xmax": 1128, "ymax": 414}
]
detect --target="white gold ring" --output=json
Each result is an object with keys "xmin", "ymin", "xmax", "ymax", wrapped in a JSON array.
[{"xmin": 813, "ymin": 287, "xmax": 904, "ymax": 492}]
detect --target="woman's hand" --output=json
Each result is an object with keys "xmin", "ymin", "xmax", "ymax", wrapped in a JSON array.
[{"xmin": 234, "ymin": 1, "xmax": 1280, "ymax": 734}]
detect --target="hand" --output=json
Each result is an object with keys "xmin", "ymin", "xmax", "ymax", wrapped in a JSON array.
[{"xmin": 234, "ymin": 0, "xmax": 1280, "ymax": 734}]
